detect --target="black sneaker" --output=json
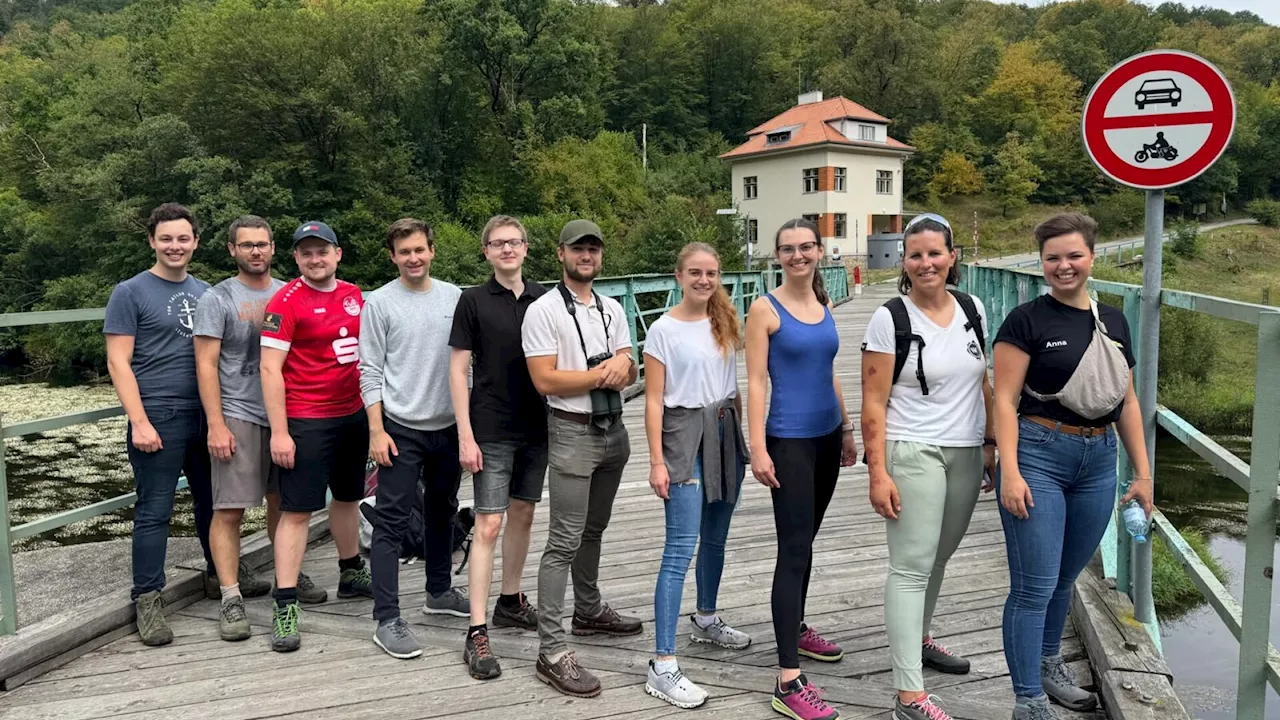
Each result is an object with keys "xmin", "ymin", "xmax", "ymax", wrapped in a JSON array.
[
  {"xmin": 492, "ymin": 592, "xmax": 538, "ymax": 630},
  {"xmin": 338, "ymin": 563, "xmax": 373, "ymax": 599},
  {"xmin": 270, "ymin": 601, "xmax": 302, "ymax": 653},
  {"xmin": 297, "ymin": 572, "xmax": 328, "ymax": 604},
  {"xmin": 921, "ymin": 636, "xmax": 970, "ymax": 675},
  {"xmin": 464, "ymin": 629, "xmax": 502, "ymax": 680}
]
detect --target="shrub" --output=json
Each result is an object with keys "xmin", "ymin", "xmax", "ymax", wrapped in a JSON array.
[
  {"xmin": 1246, "ymin": 199, "xmax": 1280, "ymax": 227},
  {"xmin": 1152, "ymin": 527, "xmax": 1229, "ymax": 620},
  {"xmin": 1169, "ymin": 219, "xmax": 1202, "ymax": 259},
  {"xmin": 1158, "ymin": 306, "xmax": 1218, "ymax": 384},
  {"xmin": 1089, "ymin": 190, "xmax": 1146, "ymax": 233}
]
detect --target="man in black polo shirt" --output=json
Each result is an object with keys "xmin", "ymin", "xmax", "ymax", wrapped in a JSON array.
[{"xmin": 449, "ymin": 215, "xmax": 548, "ymax": 680}]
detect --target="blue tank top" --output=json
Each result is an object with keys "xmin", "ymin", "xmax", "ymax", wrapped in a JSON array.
[{"xmin": 764, "ymin": 294, "xmax": 842, "ymax": 438}]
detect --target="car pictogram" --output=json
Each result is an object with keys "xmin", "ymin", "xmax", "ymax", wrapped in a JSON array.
[{"xmin": 1135, "ymin": 78, "xmax": 1181, "ymax": 110}]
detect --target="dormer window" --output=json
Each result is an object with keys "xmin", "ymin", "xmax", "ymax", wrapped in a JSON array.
[{"xmin": 766, "ymin": 131, "xmax": 792, "ymax": 145}]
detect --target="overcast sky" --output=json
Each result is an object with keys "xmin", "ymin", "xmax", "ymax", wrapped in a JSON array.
[{"xmin": 990, "ymin": 0, "xmax": 1279, "ymax": 26}]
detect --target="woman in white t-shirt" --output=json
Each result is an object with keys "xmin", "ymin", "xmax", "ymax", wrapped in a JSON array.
[
  {"xmin": 642, "ymin": 242, "xmax": 751, "ymax": 710},
  {"xmin": 859, "ymin": 213, "xmax": 997, "ymax": 720}
]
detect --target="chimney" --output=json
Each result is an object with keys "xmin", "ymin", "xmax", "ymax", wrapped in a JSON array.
[{"xmin": 797, "ymin": 90, "xmax": 824, "ymax": 106}]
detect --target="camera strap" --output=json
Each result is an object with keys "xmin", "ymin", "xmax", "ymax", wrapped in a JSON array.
[{"xmin": 557, "ymin": 282, "xmax": 611, "ymax": 363}]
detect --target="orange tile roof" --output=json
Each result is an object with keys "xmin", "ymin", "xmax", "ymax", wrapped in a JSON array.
[{"xmin": 721, "ymin": 96, "xmax": 914, "ymax": 160}]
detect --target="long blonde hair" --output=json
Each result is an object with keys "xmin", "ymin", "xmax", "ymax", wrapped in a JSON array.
[{"xmin": 676, "ymin": 242, "xmax": 741, "ymax": 355}]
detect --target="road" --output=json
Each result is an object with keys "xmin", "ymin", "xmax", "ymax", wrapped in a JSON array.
[{"xmin": 973, "ymin": 217, "xmax": 1257, "ymax": 269}]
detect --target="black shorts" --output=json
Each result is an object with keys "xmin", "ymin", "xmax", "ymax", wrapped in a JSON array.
[{"xmin": 275, "ymin": 409, "xmax": 369, "ymax": 513}]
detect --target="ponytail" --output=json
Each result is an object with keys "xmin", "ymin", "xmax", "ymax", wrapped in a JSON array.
[
  {"xmin": 812, "ymin": 269, "xmax": 829, "ymax": 305},
  {"xmin": 676, "ymin": 242, "xmax": 742, "ymax": 355}
]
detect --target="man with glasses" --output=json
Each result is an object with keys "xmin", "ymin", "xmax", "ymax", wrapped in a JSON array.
[
  {"xmin": 521, "ymin": 219, "xmax": 641, "ymax": 698},
  {"xmin": 448, "ymin": 215, "xmax": 548, "ymax": 679},
  {"xmin": 360, "ymin": 218, "xmax": 465, "ymax": 659}
]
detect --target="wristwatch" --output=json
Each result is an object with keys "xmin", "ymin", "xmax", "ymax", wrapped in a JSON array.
[{"xmin": 983, "ymin": 437, "xmax": 997, "ymax": 447}]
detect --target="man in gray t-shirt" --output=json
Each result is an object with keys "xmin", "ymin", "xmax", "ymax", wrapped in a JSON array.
[{"xmin": 103, "ymin": 203, "xmax": 216, "ymax": 648}]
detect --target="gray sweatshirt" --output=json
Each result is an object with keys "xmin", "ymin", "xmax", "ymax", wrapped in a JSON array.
[{"xmin": 358, "ymin": 278, "xmax": 462, "ymax": 431}]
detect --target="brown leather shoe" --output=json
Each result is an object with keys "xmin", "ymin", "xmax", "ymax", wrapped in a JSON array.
[
  {"xmin": 536, "ymin": 651, "xmax": 601, "ymax": 697},
  {"xmin": 571, "ymin": 603, "xmax": 643, "ymax": 637}
]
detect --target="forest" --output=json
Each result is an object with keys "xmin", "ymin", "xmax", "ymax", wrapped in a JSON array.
[{"xmin": 1, "ymin": 0, "xmax": 1279, "ymax": 378}]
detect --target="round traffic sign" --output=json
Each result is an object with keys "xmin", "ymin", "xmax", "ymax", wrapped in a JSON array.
[{"xmin": 1082, "ymin": 49, "xmax": 1235, "ymax": 190}]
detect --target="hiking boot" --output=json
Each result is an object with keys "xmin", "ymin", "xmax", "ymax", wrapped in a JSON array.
[
  {"xmin": 238, "ymin": 560, "xmax": 271, "ymax": 598},
  {"xmin": 645, "ymin": 659, "xmax": 709, "ymax": 709},
  {"xmin": 1012, "ymin": 696, "xmax": 1059, "ymax": 720},
  {"xmin": 571, "ymin": 603, "xmax": 642, "ymax": 637},
  {"xmin": 270, "ymin": 601, "xmax": 302, "ymax": 653},
  {"xmin": 1041, "ymin": 655, "xmax": 1096, "ymax": 711},
  {"xmin": 374, "ymin": 617, "xmax": 422, "ymax": 659},
  {"xmin": 797, "ymin": 624, "xmax": 843, "ymax": 662},
  {"xmin": 219, "ymin": 596, "xmax": 251, "ymax": 642},
  {"xmin": 894, "ymin": 694, "xmax": 953, "ymax": 720},
  {"xmin": 464, "ymin": 629, "xmax": 502, "ymax": 680},
  {"xmin": 922, "ymin": 636, "xmax": 970, "ymax": 675},
  {"xmin": 297, "ymin": 572, "xmax": 328, "ymax": 604},
  {"xmin": 337, "ymin": 563, "xmax": 374, "ymax": 599},
  {"xmin": 492, "ymin": 592, "xmax": 538, "ymax": 630},
  {"xmin": 134, "ymin": 591, "xmax": 173, "ymax": 647},
  {"xmin": 536, "ymin": 651, "xmax": 601, "ymax": 698},
  {"xmin": 689, "ymin": 614, "xmax": 752, "ymax": 649},
  {"xmin": 772, "ymin": 675, "xmax": 839, "ymax": 720},
  {"xmin": 423, "ymin": 587, "xmax": 469, "ymax": 617}
]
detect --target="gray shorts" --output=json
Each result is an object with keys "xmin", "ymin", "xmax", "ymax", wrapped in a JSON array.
[
  {"xmin": 211, "ymin": 417, "xmax": 275, "ymax": 510},
  {"xmin": 472, "ymin": 440, "xmax": 549, "ymax": 514}
]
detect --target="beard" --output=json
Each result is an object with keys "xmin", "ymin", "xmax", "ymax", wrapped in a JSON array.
[
  {"xmin": 565, "ymin": 263, "xmax": 598, "ymax": 282},
  {"xmin": 235, "ymin": 257, "xmax": 271, "ymax": 275}
]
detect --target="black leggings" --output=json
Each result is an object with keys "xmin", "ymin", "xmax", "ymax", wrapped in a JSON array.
[{"xmin": 769, "ymin": 428, "xmax": 843, "ymax": 669}]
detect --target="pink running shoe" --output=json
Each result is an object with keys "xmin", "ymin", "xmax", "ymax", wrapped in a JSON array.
[
  {"xmin": 772, "ymin": 675, "xmax": 840, "ymax": 720},
  {"xmin": 797, "ymin": 624, "xmax": 844, "ymax": 662}
]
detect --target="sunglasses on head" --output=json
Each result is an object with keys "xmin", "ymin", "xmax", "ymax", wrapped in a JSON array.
[{"xmin": 904, "ymin": 213, "xmax": 952, "ymax": 232}]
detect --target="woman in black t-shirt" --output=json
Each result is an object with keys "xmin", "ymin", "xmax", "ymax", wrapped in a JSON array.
[{"xmin": 991, "ymin": 213, "xmax": 1154, "ymax": 720}]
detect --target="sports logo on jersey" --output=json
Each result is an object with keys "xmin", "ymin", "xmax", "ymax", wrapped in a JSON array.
[
  {"xmin": 343, "ymin": 296, "xmax": 360, "ymax": 316},
  {"xmin": 967, "ymin": 340, "xmax": 981, "ymax": 360},
  {"xmin": 167, "ymin": 291, "xmax": 201, "ymax": 338},
  {"xmin": 263, "ymin": 312, "xmax": 282, "ymax": 333},
  {"xmin": 333, "ymin": 326, "xmax": 359, "ymax": 364}
]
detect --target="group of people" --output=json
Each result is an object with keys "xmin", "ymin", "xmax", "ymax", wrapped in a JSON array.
[{"xmin": 104, "ymin": 202, "xmax": 1153, "ymax": 720}]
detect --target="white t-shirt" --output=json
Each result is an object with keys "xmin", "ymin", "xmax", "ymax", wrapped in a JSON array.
[
  {"xmin": 522, "ymin": 287, "xmax": 632, "ymax": 414},
  {"xmin": 643, "ymin": 315, "xmax": 737, "ymax": 409},
  {"xmin": 861, "ymin": 295, "xmax": 988, "ymax": 447}
]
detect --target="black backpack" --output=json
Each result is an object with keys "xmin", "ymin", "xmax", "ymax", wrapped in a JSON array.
[
  {"xmin": 357, "ymin": 480, "xmax": 475, "ymax": 574},
  {"xmin": 884, "ymin": 289, "xmax": 986, "ymax": 396}
]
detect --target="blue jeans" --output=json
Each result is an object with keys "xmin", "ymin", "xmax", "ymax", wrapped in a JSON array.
[
  {"xmin": 999, "ymin": 417, "xmax": 1117, "ymax": 699},
  {"xmin": 127, "ymin": 407, "xmax": 214, "ymax": 600},
  {"xmin": 653, "ymin": 454, "xmax": 744, "ymax": 656}
]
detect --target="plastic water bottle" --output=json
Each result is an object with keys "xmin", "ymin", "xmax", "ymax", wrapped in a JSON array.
[{"xmin": 1123, "ymin": 500, "xmax": 1149, "ymax": 543}]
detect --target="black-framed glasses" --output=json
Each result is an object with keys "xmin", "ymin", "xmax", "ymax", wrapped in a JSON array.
[
  {"xmin": 777, "ymin": 242, "xmax": 820, "ymax": 257},
  {"xmin": 485, "ymin": 238, "xmax": 527, "ymax": 249},
  {"xmin": 235, "ymin": 242, "xmax": 272, "ymax": 252}
]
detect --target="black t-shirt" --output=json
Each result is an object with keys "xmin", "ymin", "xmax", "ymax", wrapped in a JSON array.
[
  {"xmin": 448, "ymin": 277, "xmax": 550, "ymax": 443},
  {"xmin": 994, "ymin": 294, "xmax": 1137, "ymax": 427}
]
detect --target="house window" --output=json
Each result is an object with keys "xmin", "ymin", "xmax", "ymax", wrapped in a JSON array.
[
  {"xmin": 766, "ymin": 131, "xmax": 791, "ymax": 145},
  {"xmin": 834, "ymin": 213, "xmax": 847, "ymax": 238},
  {"xmin": 744, "ymin": 176, "xmax": 758, "ymax": 200},
  {"xmin": 859, "ymin": 124, "xmax": 875, "ymax": 141},
  {"xmin": 876, "ymin": 170, "xmax": 893, "ymax": 195},
  {"xmin": 802, "ymin": 214, "xmax": 820, "ymax": 225},
  {"xmin": 748, "ymin": 219, "xmax": 758, "ymax": 248},
  {"xmin": 834, "ymin": 167, "xmax": 846, "ymax": 192},
  {"xmin": 802, "ymin": 168, "xmax": 819, "ymax": 193}
]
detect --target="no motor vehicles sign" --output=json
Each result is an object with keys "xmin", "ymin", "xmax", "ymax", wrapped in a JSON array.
[{"xmin": 1082, "ymin": 49, "xmax": 1235, "ymax": 190}]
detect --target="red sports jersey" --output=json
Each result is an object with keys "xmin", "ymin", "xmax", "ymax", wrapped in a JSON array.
[{"xmin": 261, "ymin": 278, "xmax": 365, "ymax": 419}]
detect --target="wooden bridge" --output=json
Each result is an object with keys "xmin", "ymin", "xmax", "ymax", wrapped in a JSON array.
[{"xmin": 0, "ymin": 283, "xmax": 1112, "ymax": 720}]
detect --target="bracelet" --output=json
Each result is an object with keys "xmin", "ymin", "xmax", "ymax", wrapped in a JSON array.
[{"xmin": 841, "ymin": 422, "xmax": 854, "ymax": 432}]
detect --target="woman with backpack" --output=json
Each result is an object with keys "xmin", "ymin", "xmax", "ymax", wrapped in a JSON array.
[
  {"xmin": 746, "ymin": 218, "xmax": 857, "ymax": 720},
  {"xmin": 992, "ymin": 213, "xmax": 1153, "ymax": 720},
  {"xmin": 860, "ymin": 213, "xmax": 995, "ymax": 720},
  {"xmin": 642, "ymin": 242, "xmax": 752, "ymax": 710}
]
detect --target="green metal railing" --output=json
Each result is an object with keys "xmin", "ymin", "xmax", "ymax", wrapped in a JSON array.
[
  {"xmin": 962, "ymin": 263, "xmax": 1280, "ymax": 719},
  {"xmin": 0, "ymin": 265, "xmax": 849, "ymax": 635}
]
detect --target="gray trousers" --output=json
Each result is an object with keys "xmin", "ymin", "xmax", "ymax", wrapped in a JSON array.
[{"xmin": 536, "ymin": 413, "xmax": 631, "ymax": 656}]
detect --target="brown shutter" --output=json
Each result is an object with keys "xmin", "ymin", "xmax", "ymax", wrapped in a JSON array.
[{"xmin": 818, "ymin": 167, "xmax": 835, "ymax": 192}]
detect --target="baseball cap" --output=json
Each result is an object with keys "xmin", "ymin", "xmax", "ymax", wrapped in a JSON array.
[
  {"xmin": 292, "ymin": 221, "xmax": 339, "ymax": 248},
  {"xmin": 558, "ymin": 219, "xmax": 604, "ymax": 246}
]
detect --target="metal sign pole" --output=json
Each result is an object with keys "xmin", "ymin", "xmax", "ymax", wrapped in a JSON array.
[{"xmin": 1132, "ymin": 189, "xmax": 1163, "ymax": 624}]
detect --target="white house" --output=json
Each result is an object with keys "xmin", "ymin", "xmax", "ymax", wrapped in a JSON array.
[{"xmin": 721, "ymin": 91, "xmax": 914, "ymax": 259}]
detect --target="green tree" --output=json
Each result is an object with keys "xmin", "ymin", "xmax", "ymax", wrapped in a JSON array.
[
  {"xmin": 990, "ymin": 132, "xmax": 1042, "ymax": 217},
  {"xmin": 927, "ymin": 151, "xmax": 984, "ymax": 199}
]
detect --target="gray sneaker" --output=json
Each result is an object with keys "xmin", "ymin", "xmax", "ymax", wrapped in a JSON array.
[
  {"xmin": 134, "ymin": 591, "xmax": 173, "ymax": 647},
  {"xmin": 894, "ymin": 694, "xmax": 952, "ymax": 720},
  {"xmin": 219, "ymin": 596, "xmax": 251, "ymax": 642},
  {"xmin": 688, "ymin": 614, "xmax": 751, "ymax": 649},
  {"xmin": 1012, "ymin": 696, "xmax": 1059, "ymax": 720},
  {"xmin": 645, "ymin": 660, "xmax": 709, "ymax": 709},
  {"xmin": 423, "ymin": 587, "xmax": 469, "ymax": 617},
  {"xmin": 1041, "ymin": 655, "xmax": 1096, "ymax": 711},
  {"xmin": 373, "ymin": 618, "xmax": 423, "ymax": 659},
  {"xmin": 297, "ymin": 572, "xmax": 328, "ymax": 604}
]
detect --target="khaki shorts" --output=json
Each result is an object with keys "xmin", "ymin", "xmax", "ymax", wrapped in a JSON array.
[{"xmin": 212, "ymin": 417, "xmax": 275, "ymax": 510}]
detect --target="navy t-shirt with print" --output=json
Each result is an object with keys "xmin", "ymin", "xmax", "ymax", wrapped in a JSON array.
[
  {"xmin": 103, "ymin": 270, "xmax": 210, "ymax": 411},
  {"xmin": 994, "ymin": 293, "xmax": 1137, "ymax": 427}
]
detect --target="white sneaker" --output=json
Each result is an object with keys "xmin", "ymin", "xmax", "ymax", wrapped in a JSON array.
[{"xmin": 645, "ymin": 660, "xmax": 709, "ymax": 709}]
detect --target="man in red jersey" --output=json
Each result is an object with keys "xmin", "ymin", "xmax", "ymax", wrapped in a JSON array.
[{"xmin": 260, "ymin": 221, "xmax": 372, "ymax": 653}]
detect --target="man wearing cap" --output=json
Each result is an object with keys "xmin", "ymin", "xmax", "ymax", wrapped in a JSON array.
[
  {"xmin": 521, "ymin": 219, "xmax": 642, "ymax": 697},
  {"xmin": 260, "ymin": 221, "xmax": 373, "ymax": 653},
  {"xmin": 359, "ymin": 218, "xmax": 466, "ymax": 660}
]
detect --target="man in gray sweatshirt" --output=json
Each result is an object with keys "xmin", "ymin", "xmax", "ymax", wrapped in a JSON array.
[{"xmin": 358, "ymin": 218, "xmax": 465, "ymax": 659}]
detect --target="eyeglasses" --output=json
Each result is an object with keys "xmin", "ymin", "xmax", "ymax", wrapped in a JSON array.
[
  {"xmin": 905, "ymin": 213, "xmax": 952, "ymax": 232},
  {"xmin": 777, "ymin": 242, "xmax": 820, "ymax": 257},
  {"xmin": 485, "ymin": 238, "xmax": 526, "ymax": 249},
  {"xmin": 235, "ymin": 242, "xmax": 272, "ymax": 252}
]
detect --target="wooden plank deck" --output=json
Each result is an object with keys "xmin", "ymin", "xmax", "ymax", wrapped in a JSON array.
[{"xmin": 0, "ymin": 285, "xmax": 1106, "ymax": 720}]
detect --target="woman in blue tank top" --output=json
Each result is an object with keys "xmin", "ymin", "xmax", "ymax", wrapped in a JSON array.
[{"xmin": 745, "ymin": 218, "xmax": 858, "ymax": 720}]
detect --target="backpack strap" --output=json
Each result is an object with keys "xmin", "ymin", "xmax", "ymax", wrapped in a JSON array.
[
  {"xmin": 948, "ymin": 289, "xmax": 986, "ymax": 358},
  {"xmin": 886, "ymin": 297, "xmax": 930, "ymax": 395}
]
